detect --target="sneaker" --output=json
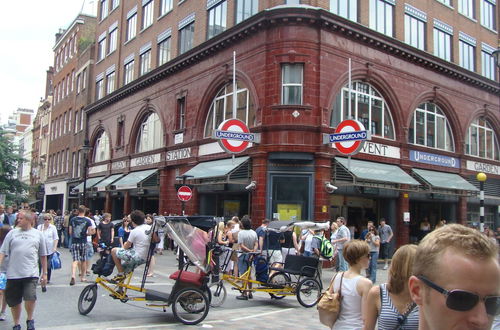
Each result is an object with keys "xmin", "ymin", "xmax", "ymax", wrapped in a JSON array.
[
  {"xmin": 0, "ymin": 312, "xmax": 6, "ymax": 320},
  {"xmin": 110, "ymin": 273, "xmax": 126, "ymax": 283},
  {"xmin": 27, "ymin": 319, "xmax": 35, "ymax": 330},
  {"xmin": 383, "ymin": 264, "xmax": 389, "ymax": 270},
  {"xmin": 236, "ymin": 294, "xmax": 248, "ymax": 300},
  {"xmin": 12, "ymin": 325, "xmax": 21, "ymax": 330}
]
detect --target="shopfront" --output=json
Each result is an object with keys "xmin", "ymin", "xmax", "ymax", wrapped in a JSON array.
[{"xmin": 44, "ymin": 181, "xmax": 68, "ymax": 212}]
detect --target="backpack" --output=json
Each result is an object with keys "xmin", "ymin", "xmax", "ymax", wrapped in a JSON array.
[
  {"xmin": 91, "ymin": 253, "xmax": 115, "ymax": 276},
  {"xmin": 314, "ymin": 235, "xmax": 333, "ymax": 259},
  {"xmin": 254, "ymin": 255, "xmax": 269, "ymax": 283}
]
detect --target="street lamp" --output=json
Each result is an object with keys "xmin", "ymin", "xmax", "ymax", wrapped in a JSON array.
[
  {"xmin": 476, "ymin": 172, "xmax": 487, "ymax": 232},
  {"xmin": 80, "ymin": 140, "xmax": 92, "ymax": 206}
]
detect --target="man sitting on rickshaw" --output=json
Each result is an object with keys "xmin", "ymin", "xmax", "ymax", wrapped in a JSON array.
[{"xmin": 110, "ymin": 210, "xmax": 159, "ymax": 282}]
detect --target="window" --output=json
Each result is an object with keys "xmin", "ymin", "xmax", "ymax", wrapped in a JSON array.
[
  {"xmin": 481, "ymin": 49, "xmax": 495, "ymax": 80},
  {"xmin": 236, "ymin": 0, "xmax": 258, "ymax": 23},
  {"xmin": 458, "ymin": 0, "xmax": 475, "ymax": 18},
  {"xmin": 96, "ymin": 78, "xmax": 104, "ymax": 100},
  {"xmin": 281, "ymin": 64, "xmax": 303, "ymax": 105},
  {"xmin": 106, "ymin": 71, "xmax": 115, "ymax": 94},
  {"xmin": 126, "ymin": 11, "xmax": 137, "ymax": 41},
  {"xmin": 140, "ymin": 50, "xmax": 151, "ymax": 76},
  {"xmin": 204, "ymin": 81, "xmax": 256, "ymax": 138},
  {"xmin": 142, "ymin": 0, "xmax": 154, "ymax": 30},
  {"xmin": 466, "ymin": 117, "xmax": 499, "ymax": 160},
  {"xmin": 433, "ymin": 24, "xmax": 452, "ymax": 61},
  {"xmin": 124, "ymin": 60, "xmax": 135, "ymax": 84},
  {"xmin": 369, "ymin": 0, "xmax": 394, "ymax": 37},
  {"xmin": 63, "ymin": 112, "xmax": 67, "ymax": 134},
  {"xmin": 179, "ymin": 22, "xmax": 195, "ymax": 54},
  {"xmin": 405, "ymin": 13, "xmax": 426, "ymax": 50},
  {"xmin": 76, "ymin": 74, "xmax": 81, "ymax": 93},
  {"xmin": 68, "ymin": 110, "xmax": 72, "ymax": 132},
  {"xmin": 71, "ymin": 70, "xmax": 75, "ymax": 91},
  {"xmin": 62, "ymin": 78, "xmax": 66, "ymax": 98},
  {"xmin": 136, "ymin": 112, "xmax": 164, "ymax": 152},
  {"xmin": 72, "ymin": 152, "xmax": 76, "ymax": 178},
  {"xmin": 82, "ymin": 68, "xmax": 87, "ymax": 90},
  {"xmin": 80, "ymin": 109, "xmax": 84, "ymax": 131},
  {"xmin": 109, "ymin": 28, "xmax": 117, "ymax": 53},
  {"xmin": 98, "ymin": 36, "xmax": 106, "ymax": 61},
  {"xmin": 94, "ymin": 131, "xmax": 110, "ymax": 162},
  {"xmin": 74, "ymin": 111, "xmax": 79, "ymax": 132},
  {"xmin": 100, "ymin": 0, "xmax": 109, "ymax": 20},
  {"xmin": 177, "ymin": 96, "xmax": 186, "ymax": 130},
  {"xmin": 160, "ymin": 0, "xmax": 173, "ymax": 16},
  {"xmin": 207, "ymin": 1, "xmax": 227, "ymax": 39},
  {"xmin": 66, "ymin": 74, "xmax": 70, "ymax": 95},
  {"xmin": 330, "ymin": 81, "xmax": 395, "ymax": 139},
  {"xmin": 459, "ymin": 39, "xmax": 475, "ymax": 71},
  {"xmin": 330, "ymin": 0, "xmax": 358, "ymax": 22},
  {"xmin": 480, "ymin": 0, "xmax": 496, "ymax": 30},
  {"xmin": 111, "ymin": 0, "xmax": 119, "ymax": 11},
  {"xmin": 158, "ymin": 37, "xmax": 171, "ymax": 66},
  {"xmin": 286, "ymin": 0, "xmax": 300, "ymax": 4},
  {"xmin": 117, "ymin": 115, "xmax": 125, "ymax": 147},
  {"xmin": 409, "ymin": 102, "xmax": 454, "ymax": 151}
]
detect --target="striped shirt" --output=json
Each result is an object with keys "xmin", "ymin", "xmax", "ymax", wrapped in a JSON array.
[{"xmin": 378, "ymin": 283, "xmax": 419, "ymax": 330}]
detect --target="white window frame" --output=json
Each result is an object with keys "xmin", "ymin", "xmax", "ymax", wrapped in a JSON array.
[
  {"xmin": 136, "ymin": 112, "xmax": 164, "ymax": 152},
  {"xmin": 236, "ymin": 0, "xmax": 258, "ymax": 24},
  {"xmin": 207, "ymin": 0, "xmax": 227, "ymax": 39},
  {"xmin": 160, "ymin": 0, "xmax": 173, "ymax": 16},
  {"xmin": 459, "ymin": 38, "xmax": 475, "ymax": 71},
  {"xmin": 127, "ymin": 12, "xmax": 138, "ymax": 41},
  {"xmin": 409, "ymin": 103, "xmax": 455, "ymax": 152},
  {"xmin": 158, "ymin": 36, "xmax": 171, "ymax": 66},
  {"xmin": 106, "ymin": 71, "xmax": 116, "ymax": 94},
  {"xmin": 281, "ymin": 63, "xmax": 303, "ymax": 105},
  {"xmin": 405, "ymin": 13, "xmax": 426, "ymax": 50},
  {"xmin": 100, "ymin": 0, "xmax": 109, "ymax": 20},
  {"xmin": 96, "ymin": 78, "xmax": 104, "ymax": 100},
  {"xmin": 466, "ymin": 117, "xmax": 499, "ymax": 160},
  {"xmin": 142, "ymin": 0, "xmax": 154, "ymax": 30},
  {"xmin": 458, "ymin": 0, "xmax": 475, "ymax": 18},
  {"xmin": 433, "ymin": 24, "xmax": 452, "ymax": 61},
  {"xmin": 369, "ymin": 0, "xmax": 394, "ymax": 37},
  {"xmin": 330, "ymin": 0, "xmax": 358, "ymax": 22},
  {"xmin": 94, "ymin": 131, "xmax": 110, "ymax": 162},
  {"xmin": 179, "ymin": 22, "xmax": 195, "ymax": 55},
  {"xmin": 124, "ymin": 59, "xmax": 135, "ymax": 85},
  {"xmin": 480, "ymin": 0, "xmax": 496, "ymax": 30},
  {"xmin": 140, "ymin": 50, "xmax": 152, "ymax": 76},
  {"xmin": 108, "ymin": 28, "xmax": 117, "ymax": 54}
]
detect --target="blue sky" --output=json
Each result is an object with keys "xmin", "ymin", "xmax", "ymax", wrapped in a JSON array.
[{"xmin": 0, "ymin": 0, "xmax": 96, "ymax": 124}]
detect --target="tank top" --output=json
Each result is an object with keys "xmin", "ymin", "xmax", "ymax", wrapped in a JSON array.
[
  {"xmin": 332, "ymin": 274, "xmax": 363, "ymax": 330},
  {"xmin": 378, "ymin": 283, "xmax": 419, "ymax": 330},
  {"xmin": 282, "ymin": 231, "xmax": 294, "ymax": 248}
]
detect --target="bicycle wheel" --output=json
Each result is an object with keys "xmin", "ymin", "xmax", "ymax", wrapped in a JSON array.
[
  {"xmin": 78, "ymin": 284, "xmax": 98, "ymax": 315},
  {"xmin": 172, "ymin": 287, "xmax": 209, "ymax": 325},
  {"xmin": 268, "ymin": 272, "xmax": 291, "ymax": 300},
  {"xmin": 208, "ymin": 282, "xmax": 227, "ymax": 307},
  {"xmin": 296, "ymin": 278, "xmax": 321, "ymax": 308}
]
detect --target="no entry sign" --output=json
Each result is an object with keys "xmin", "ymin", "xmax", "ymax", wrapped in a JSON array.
[
  {"xmin": 214, "ymin": 119, "xmax": 257, "ymax": 154},
  {"xmin": 325, "ymin": 119, "xmax": 370, "ymax": 155},
  {"xmin": 177, "ymin": 185, "xmax": 192, "ymax": 202}
]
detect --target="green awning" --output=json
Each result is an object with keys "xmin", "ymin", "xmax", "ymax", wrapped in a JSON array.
[
  {"xmin": 73, "ymin": 176, "xmax": 106, "ymax": 191},
  {"xmin": 181, "ymin": 156, "xmax": 249, "ymax": 179},
  {"xmin": 412, "ymin": 169, "xmax": 479, "ymax": 191},
  {"xmin": 112, "ymin": 169, "xmax": 158, "ymax": 190},
  {"xmin": 336, "ymin": 158, "xmax": 420, "ymax": 186},
  {"xmin": 93, "ymin": 174, "xmax": 125, "ymax": 192}
]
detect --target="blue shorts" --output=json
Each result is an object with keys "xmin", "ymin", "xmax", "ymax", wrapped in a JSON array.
[{"xmin": 0, "ymin": 272, "xmax": 6, "ymax": 290}]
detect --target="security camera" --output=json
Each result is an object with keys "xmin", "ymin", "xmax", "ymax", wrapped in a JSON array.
[
  {"xmin": 245, "ymin": 181, "xmax": 257, "ymax": 191},
  {"xmin": 324, "ymin": 181, "xmax": 338, "ymax": 193}
]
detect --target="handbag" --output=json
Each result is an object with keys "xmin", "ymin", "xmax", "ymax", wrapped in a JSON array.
[
  {"xmin": 51, "ymin": 251, "xmax": 62, "ymax": 270},
  {"xmin": 317, "ymin": 272, "xmax": 344, "ymax": 328}
]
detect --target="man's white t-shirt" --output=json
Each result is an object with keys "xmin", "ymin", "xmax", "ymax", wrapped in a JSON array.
[
  {"xmin": 86, "ymin": 217, "xmax": 96, "ymax": 243},
  {"xmin": 127, "ymin": 224, "xmax": 151, "ymax": 260}
]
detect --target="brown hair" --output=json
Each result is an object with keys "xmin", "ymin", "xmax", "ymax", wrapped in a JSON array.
[
  {"xmin": 387, "ymin": 244, "xmax": 417, "ymax": 294},
  {"xmin": 413, "ymin": 224, "xmax": 498, "ymax": 279},
  {"xmin": 343, "ymin": 239, "xmax": 370, "ymax": 265}
]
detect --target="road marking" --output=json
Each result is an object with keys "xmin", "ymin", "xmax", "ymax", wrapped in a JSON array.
[{"xmin": 229, "ymin": 307, "xmax": 295, "ymax": 321}]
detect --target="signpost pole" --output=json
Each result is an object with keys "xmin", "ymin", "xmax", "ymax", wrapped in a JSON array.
[
  {"xmin": 348, "ymin": 58, "xmax": 352, "ymax": 119},
  {"xmin": 233, "ymin": 51, "xmax": 236, "ymax": 119}
]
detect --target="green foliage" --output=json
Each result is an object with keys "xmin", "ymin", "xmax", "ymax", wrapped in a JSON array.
[{"xmin": 0, "ymin": 128, "xmax": 28, "ymax": 205}]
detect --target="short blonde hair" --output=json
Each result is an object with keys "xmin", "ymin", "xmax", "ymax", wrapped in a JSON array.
[
  {"xmin": 387, "ymin": 244, "xmax": 417, "ymax": 294},
  {"xmin": 344, "ymin": 239, "xmax": 370, "ymax": 265},
  {"xmin": 414, "ymin": 224, "xmax": 498, "ymax": 279}
]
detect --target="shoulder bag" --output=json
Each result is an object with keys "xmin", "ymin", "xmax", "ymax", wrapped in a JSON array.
[{"xmin": 317, "ymin": 272, "xmax": 344, "ymax": 328}]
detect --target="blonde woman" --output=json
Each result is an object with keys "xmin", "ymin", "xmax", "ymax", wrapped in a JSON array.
[{"xmin": 363, "ymin": 245, "xmax": 419, "ymax": 330}]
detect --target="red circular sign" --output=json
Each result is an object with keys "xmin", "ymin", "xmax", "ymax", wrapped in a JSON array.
[
  {"xmin": 334, "ymin": 119, "xmax": 366, "ymax": 155},
  {"xmin": 177, "ymin": 185, "xmax": 192, "ymax": 202},
  {"xmin": 218, "ymin": 119, "xmax": 250, "ymax": 154}
]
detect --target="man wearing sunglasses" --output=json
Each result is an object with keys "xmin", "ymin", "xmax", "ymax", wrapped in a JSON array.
[{"xmin": 409, "ymin": 224, "xmax": 500, "ymax": 330}]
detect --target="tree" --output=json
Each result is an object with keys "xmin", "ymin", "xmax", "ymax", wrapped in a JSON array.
[{"xmin": 0, "ymin": 127, "xmax": 28, "ymax": 205}]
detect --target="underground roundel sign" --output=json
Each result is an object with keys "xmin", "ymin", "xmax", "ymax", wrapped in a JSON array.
[
  {"xmin": 331, "ymin": 119, "xmax": 369, "ymax": 155},
  {"xmin": 214, "ymin": 119, "xmax": 254, "ymax": 154},
  {"xmin": 177, "ymin": 185, "xmax": 192, "ymax": 202}
]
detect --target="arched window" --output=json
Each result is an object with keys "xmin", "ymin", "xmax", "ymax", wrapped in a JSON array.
[
  {"xmin": 465, "ymin": 117, "xmax": 499, "ymax": 160},
  {"xmin": 203, "ymin": 81, "xmax": 255, "ymax": 138},
  {"xmin": 330, "ymin": 81, "xmax": 395, "ymax": 139},
  {"xmin": 136, "ymin": 112, "xmax": 164, "ymax": 153},
  {"xmin": 94, "ymin": 131, "xmax": 110, "ymax": 162},
  {"xmin": 408, "ymin": 103, "xmax": 454, "ymax": 151}
]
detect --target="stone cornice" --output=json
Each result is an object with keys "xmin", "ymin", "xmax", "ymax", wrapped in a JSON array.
[{"xmin": 85, "ymin": 7, "xmax": 499, "ymax": 115}]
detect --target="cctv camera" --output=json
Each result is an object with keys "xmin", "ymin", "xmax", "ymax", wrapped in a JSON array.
[
  {"xmin": 245, "ymin": 181, "xmax": 257, "ymax": 191},
  {"xmin": 324, "ymin": 181, "xmax": 338, "ymax": 193}
]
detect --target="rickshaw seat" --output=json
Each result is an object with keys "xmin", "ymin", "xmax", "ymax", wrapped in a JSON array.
[
  {"xmin": 169, "ymin": 270, "xmax": 206, "ymax": 286},
  {"xmin": 269, "ymin": 254, "xmax": 318, "ymax": 278}
]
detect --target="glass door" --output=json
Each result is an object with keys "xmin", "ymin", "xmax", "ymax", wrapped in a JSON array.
[{"xmin": 268, "ymin": 174, "xmax": 313, "ymax": 220}]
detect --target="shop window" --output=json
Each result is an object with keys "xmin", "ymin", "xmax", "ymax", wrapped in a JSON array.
[
  {"xmin": 204, "ymin": 81, "xmax": 255, "ymax": 138},
  {"xmin": 465, "ymin": 117, "xmax": 499, "ymax": 160},
  {"xmin": 408, "ymin": 103, "xmax": 454, "ymax": 151},
  {"xmin": 330, "ymin": 81, "xmax": 395, "ymax": 140},
  {"xmin": 94, "ymin": 131, "xmax": 110, "ymax": 162},
  {"xmin": 136, "ymin": 112, "xmax": 164, "ymax": 152}
]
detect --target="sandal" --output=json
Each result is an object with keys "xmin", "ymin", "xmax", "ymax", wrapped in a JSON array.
[{"xmin": 70, "ymin": 278, "xmax": 75, "ymax": 286}]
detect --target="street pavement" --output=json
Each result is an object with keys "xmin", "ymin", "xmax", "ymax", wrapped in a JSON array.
[{"xmin": 3, "ymin": 248, "xmax": 390, "ymax": 330}]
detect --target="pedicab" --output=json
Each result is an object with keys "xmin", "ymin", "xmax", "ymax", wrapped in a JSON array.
[
  {"xmin": 208, "ymin": 220, "xmax": 329, "ymax": 308},
  {"xmin": 77, "ymin": 215, "xmax": 220, "ymax": 325}
]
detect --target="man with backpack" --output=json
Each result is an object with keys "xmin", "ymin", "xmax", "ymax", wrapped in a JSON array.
[{"xmin": 69, "ymin": 205, "xmax": 95, "ymax": 286}]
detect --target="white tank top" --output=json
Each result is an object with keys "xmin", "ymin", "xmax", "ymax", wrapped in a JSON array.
[{"xmin": 332, "ymin": 274, "xmax": 363, "ymax": 330}]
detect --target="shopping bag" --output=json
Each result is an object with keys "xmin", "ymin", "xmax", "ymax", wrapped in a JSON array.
[{"xmin": 51, "ymin": 251, "xmax": 62, "ymax": 270}]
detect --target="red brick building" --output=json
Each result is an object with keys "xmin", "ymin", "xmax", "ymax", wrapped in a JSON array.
[{"xmin": 83, "ymin": 1, "xmax": 498, "ymax": 245}]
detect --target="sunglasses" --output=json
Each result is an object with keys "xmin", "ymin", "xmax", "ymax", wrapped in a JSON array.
[
  {"xmin": 417, "ymin": 275, "xmax": 500, "ymax": 316},
  {"xmin": 44, "ymin": 218, "xmax": 51, "ymax": 220}
]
